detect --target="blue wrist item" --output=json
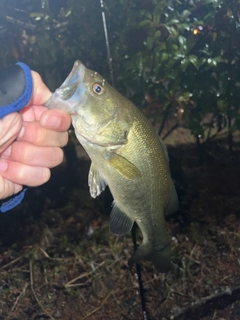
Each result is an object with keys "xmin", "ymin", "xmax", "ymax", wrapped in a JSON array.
[
  {"xmin": 0, "ymin": 188, "xmax": 27, "ymax": 213},
  {"xmin": 0, "ymin": 62, "xmax": 32, "ymax": 212},
  {"xmin": 0, "ymin": 62, "xmax": 33, "ymax": 118}
]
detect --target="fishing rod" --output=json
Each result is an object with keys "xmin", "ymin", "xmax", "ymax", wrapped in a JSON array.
[
  {"xmin": 99, "ymin": 2, "xmax": 148, "ymax": 319},
  {"xmin": 131, "ymin": 223, "xmax": 148, "ymax": 320},
  {"xmin": 99, "ymin": 0, "xmax": 114, "ymax": 87}
]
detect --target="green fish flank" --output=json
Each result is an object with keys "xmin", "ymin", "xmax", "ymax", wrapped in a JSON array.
[{"xmin": 45, "ymin": 60, "xmax": 179, "ymax": 273}]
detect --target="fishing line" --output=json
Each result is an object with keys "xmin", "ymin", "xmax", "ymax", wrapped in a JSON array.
[
  {"xmin": 131, "ymin": 224, "xmax": 148, "ymax": 320},
  {"xmin": 99, "ymin": 0, "xmax": 115, "ymax": 87}
]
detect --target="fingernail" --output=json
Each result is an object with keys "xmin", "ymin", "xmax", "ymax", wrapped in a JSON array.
[
  {"xmin": 1, "ymin": 146, "xmax": 11, "ymax": 158},
  {"xmin": 0, "ymin": 160, "xmax": 8, "ymax": 172},
  {"xmin": 18, "ymin": 126, "xmax": 25, "ymax": 139},
  {"xmin": 42, "ymin": 115, "xmax": 61, "ymax": 128}
]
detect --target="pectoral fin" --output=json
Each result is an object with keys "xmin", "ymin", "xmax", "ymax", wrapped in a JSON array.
[
  {"xmin": 88, "ymin": 163, "xmax": 107, "ymax": 198},
  {"xmin": 107, "ymin": 153, "xmax": 141, "ymax": 180},
  {"xmin": 110, "ymin": 202, "xmax": 134, "ymax": 236}
]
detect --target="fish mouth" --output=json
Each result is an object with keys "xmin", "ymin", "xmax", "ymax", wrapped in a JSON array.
[{"xmin": 44, "ymin": 60, "xmax": 86, "ymax": 114}]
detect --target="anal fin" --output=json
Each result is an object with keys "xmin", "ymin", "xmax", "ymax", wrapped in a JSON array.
[
  {"xmin": 164, "ymin": 180, "xmax": 179, "ymax": 217},
  {"xmin": 110, "ymin": 202, "xmax": 134, "ymax": 236}
]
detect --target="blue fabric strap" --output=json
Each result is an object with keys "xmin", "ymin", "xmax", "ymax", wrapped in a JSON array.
[
  {"xmin": 0, "ymin": 62, "xmax": 32, "ymax": 212},
  {"xmin": 16, "ymin": 62, "xmax": 33, "ymax": 111},
  {"xmin": 0, "ymin": 188, "xmax": 27, "ymax": 213}
]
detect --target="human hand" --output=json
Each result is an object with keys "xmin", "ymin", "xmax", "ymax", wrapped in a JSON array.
[{"xmin": 0, "ymin": 71, "xmax": 71, "ymax": 200}]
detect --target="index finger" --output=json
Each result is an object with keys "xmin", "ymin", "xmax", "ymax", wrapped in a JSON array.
[{"xmin": 39, "ymin": 108, "xmax": 71, "ymax": 131}]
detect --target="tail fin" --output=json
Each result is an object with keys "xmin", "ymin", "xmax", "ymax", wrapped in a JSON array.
[{"xmin": 128, "ymin": 242, "xmax": 171, "ymax": 273}]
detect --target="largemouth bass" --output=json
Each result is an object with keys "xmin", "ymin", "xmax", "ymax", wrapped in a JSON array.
[{"xmin": 45, "ymin": 60, "xmax": 178, "ymax": 272}]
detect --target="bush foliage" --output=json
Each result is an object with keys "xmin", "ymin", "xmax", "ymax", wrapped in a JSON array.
[{"xmin": 0, "ymin": 0, "xmax": 239, "ymax": 144}]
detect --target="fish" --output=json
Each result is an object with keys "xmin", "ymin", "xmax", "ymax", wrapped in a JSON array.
[{"xmin": 45, "ymin": 60, "xmax": 178, "ymax": 272}]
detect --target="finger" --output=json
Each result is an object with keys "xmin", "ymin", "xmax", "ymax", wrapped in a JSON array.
[
  {"xmin": 39, "ymin": 109, "xmax": 71, "ymax": 131},
  {"xmin": 20, "ymin": 105, "xmax": 45, "ymax": 122},
  {"xmin": 0, "ymin": 113, "xmax": 22, "ymax": 153},
  {"xmin": 31, "ymin": 71, "xmax": 52, "ymax": 105},
  {"xmin": 0, "ymin": 159, "xmax": 51, "ymax": 187},
  {"xmin": 21, "ymin": 107, "xmax": 71, "ymax": 131},
  {"xmin": 0, "ymin": 176, "xmax": 23, "ymax": 199},
  {"xmin": 17, "ymin": 122, "xmax": 69, "ymax": 147},
  {"xmin": 1, "ymin": 142, "xmax": 64, "ymax": 168}
]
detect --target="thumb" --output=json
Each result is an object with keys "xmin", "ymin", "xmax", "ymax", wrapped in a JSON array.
[{"xmin": 31, "ymin": 71, "xmax": 52, "ymax": 105}]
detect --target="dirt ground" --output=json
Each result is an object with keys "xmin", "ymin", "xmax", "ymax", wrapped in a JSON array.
[{"xmin": 0, "ymin": 136, "xmax": 240, "ymax": 320}]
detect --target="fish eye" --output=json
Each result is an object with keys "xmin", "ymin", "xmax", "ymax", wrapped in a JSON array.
[{"xmin": 93, "ymin": 83, "xmax": 104, "ymax": 95}]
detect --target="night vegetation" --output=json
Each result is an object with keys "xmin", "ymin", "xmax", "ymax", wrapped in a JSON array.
[{"xmin": 0, "ymin": 1, "xmax": 239, "ymax": 319}]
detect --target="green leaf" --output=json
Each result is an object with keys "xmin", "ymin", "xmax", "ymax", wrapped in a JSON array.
[
  {"xmin": 65, "ymin": 9, "xmax": 72, "ymax": 17},
  {"xmin": 162, "ymin": 100, "xmax": 170, "ymax": 111},
  {"xmin": 180, "ymin": 92, "xmax": 192, "ymax": 100},
  {"xmin": 139, "ymin": 20, "xmax": 151, "ymax": 27},
  {"xmin": 146, "ymin": 37, "xmax": 153, "ymax": 50},
  {"xmin": 203, "ymin": 12, "xmax": 215, "ymax": 23},
  {"xmin": 203, "ymin": 0, "xmax": 214, "ymax": 4},
  {"xmin": 181, "ymin": 58, "xmax": 189, "ymax": 70},
  {"xmin": 174, "ymin": 52, "xmax": 185, "ymax": 59},
  {"xmin": 178, "ymin": 35, "xmax": 186, "ymax": 48},
  {"xmin": 153, "ymin": 14, "xmax": 160, "ymax": 24},
  {"xmin": 180, "ymin": 10, "xmax": 191, "ymax": 20},
  {"xmin": 169, "ymin": 78, "xmax": 181, "ymax": 93},
  {"xmin": 166, "ymin": 26, "xmax": 178, "ymax": 37},
  {"xmin": 153, "ymin": 30, "xmax": 161, "ymax": 40},
  {"xmin": 199, "ymin": 57, "xmax": 207, "ymax": 66},
  {"xmin": 168, "ymin": 19, "xmax": 180, "ymax": 25},
  {"xmin": 30, "ymin": 12, "xmax": 44, "ymax": 18},
  {"xmin": 217, "ymin": 99, "xmax": 228, "ymax": 113},
  {"xmin": 187, "ymin": 121, "xmax": 205, "ymax": 138},
  {"xmin": 158, "ymin": 42, "xmax": 166, "ymax": 51},
  {"xmin": 154, "ymin": 3, "xmax": 166, "ymax": 16},
  {"xmin": 188, "ymin": 55, "xmax": 199, "ymax": 69},
  {"xmin": 161, "ymin": 53, "xmax": 169, "ymax": 61},
  {"xmin": 146, "ymin": 12, "xmax": 152, "ymax": 20}
]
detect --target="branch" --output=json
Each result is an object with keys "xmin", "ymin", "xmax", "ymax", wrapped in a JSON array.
[
  {"xmin": 162, "ymin": 123, "xmax": 178, "ymax": 140},
  {"xmin": 29, "ymin": 260, "xmax": 55, "ymax": 320},
  {"xmin": 167, "ymin": 285, "xmax": 240, "ymax": 320}
]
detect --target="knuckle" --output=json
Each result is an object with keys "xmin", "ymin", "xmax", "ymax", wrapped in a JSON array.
[
  {"xmin": 18, "ymin": 144, "xmax": 32, "ymax": 163},
  {"xmin": 60, "ymin": 132, "xmax": 69, "ymax": 147},
  {"xmin": 51, "ymin": 148, "xmax": 64, "ymax": 167},
  {"xmin": 16, "ymin": 165, "xmax": 27, "ymax": 183},
  {"xmin": 35, "ymin": 127, "xmax": 46, "ymax": 145},
  {"xmin": 42, "ymin": 168, "xmax": 51, "ymax": 183},
  {"xmin": 0, "ymin": 179, "xmax": 12, "ymax": 199}
]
